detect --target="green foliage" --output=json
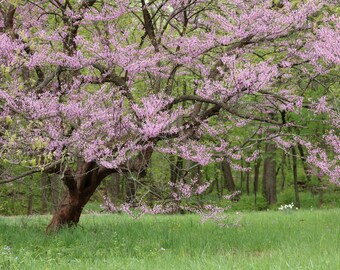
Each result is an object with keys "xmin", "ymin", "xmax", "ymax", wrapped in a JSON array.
[
  {"xmin": 232, "ymin": 195, "xmax": 268, "ymax": 211},
  {"xmin": 0, "ymin": 171, "xmax": 52, "ymax": 216},
  {"xmin": 0, "ymin": 210, "xmax": 339, "ymax": 269}
]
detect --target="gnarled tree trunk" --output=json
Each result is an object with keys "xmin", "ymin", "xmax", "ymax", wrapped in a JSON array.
[
  {"xmin": 46, "ymin": 188, "xmax": 95, "ymax": 233},
  {"xmin": 46, "ymin": 161, "xmax": 106, "ymax": 233},
  {"xmin": 46, "ymin": 147, "xmax": 153, "ymax": 233}
]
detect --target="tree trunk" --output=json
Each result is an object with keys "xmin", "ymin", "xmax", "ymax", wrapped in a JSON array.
[
  {"xmin": 184, "ymin": 159, "xmax": 192, "ymax": 181},
  {"xmin": 253, "ymin": 158, "xmax": 261, "ymax": 207},
  {"xmin": 126, "ymin": 177, "xmax": 137, "ymax": 204},
  {"xmin": 221, "ymin": 160, "xmax": 235, "ymax": 192},
  {"xmin": 216, "ymin": 167, "xmax": 221, "ymax": 198},
  {"xmin": 27, "ymin": 184, "xmax": 33, "ymax": 215},
  {"xmin": 169, "ymin": 155, "xmax": 177, "ymax": 184},
  {"xmin": 196, "ymin": 164, "xmax": 203, "ymax": 204},
  {"xmin": 298, "ymin": 144, "xmax": 311, "ymax": 182},
  {"xmin": 281, "ymin": 152, "xmax": 286, "ymax": 191},
  {"xmin": 245, "ymin": 162, "xmax": 250, "ymax": 195},
  {"xmin": 50, "ymin": 174, "xmax": 62, "ymax": 213},
  {"xmin": 46, "ymin": 147, "xmax": 153, "ymax": 233},
  {"xmin": 262, "ymin": 141, "xmax": 277, "ymax": 204},
  {"xmin": 46, "ymin": 162, "xmax": 107, "ymax": 233},
  {"xmin": 207, "ymin": 164, "xmax": 219, "ymax": 195},
  {"xmin": 240, "ymin": 158, "xmax": 244, "ymax": 191},
  {"xmin": 41, "ymin": 173, "xmax": 49, "ymax": 212},
  {"xmin": 107, "ymin": 173, "xmax": 120, "ymax": 204},
  {"xmin": 292, "ymin": 147, "xmax": 301, "ymax": 208},
  {"xmin": 46, "ymin": 189, "xmax": 93, "ymax": 233}
]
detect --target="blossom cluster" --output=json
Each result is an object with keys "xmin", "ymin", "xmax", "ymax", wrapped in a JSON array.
[{"xmin": 169, "ymin": 178, "xmax": 211, "ymax": 200}]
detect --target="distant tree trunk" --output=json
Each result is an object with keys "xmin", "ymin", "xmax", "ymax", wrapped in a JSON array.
[
  {"xmin": 286, "ymin": 149, "xmax": 291, "ymax": 168},
  {"xmin": 216, "ymin": 165, "xmax": 222, "ymax": 198},
  {"xmin": 298, "ymin": 144, "xmax": 311, "ymax": 182},
  {"xmin": 207, "ymin": 179, "xmax": 216, "ymax": 194},
  {"xmin": 50, "ymin": 174, "xmax": 62, "ymax": 213},
  {"xmin": 292, "ymin": 147, "xmax": 301, "ymax": 208},
  {"xmin": 41, "ymin": 173, "xmax": 49, "ymax": 212},
  {"xmin": 206, "ymin": 164, "xmax": 217, "ymax": 194},
  {"xmin": 240, "ymin": 158, "xmax": 244, "ymax": 191},
  {"xmin": 253, "ymin": 158, "xmax": 261, "ymax": 206},
  {"xmin": 126, "ymin": 177, "xmax": 137, "ymax": 204},
  {"xmin": 27, "ymin": 183, "xmax": 33, "ymax": 215},
  {"xmin": 169, "ymin": 155, "xmax": 177, "ymax": 184},
  {"xmin": 196, "ymin": 164, "xmax": 203, "ymax": 203},
  {"xmin": 196, "ymin": 165, "xmax": 202, "ymax": 183},
  {"xmin": 107, "ymin": 173, "xmax": 120, "ymax": 204},
  {"xmin": 245, "ymin": 162, "xmax": 250, "ymax": 195},
  {"xmin": 170, "ymin": 156, "xmax": 184, "ymax": 184},
  {"xmin": 184, "ymin": 159, "xmax": 192, "ymax": 181},
  {"xmin": 281, "ymin": 152, "xmax": 286, "ymax": 191},
  {"xmin": 221, "ymin": 159, "xmax": 235, "ymax": 192},
  {"xmin": 262, "ymin": 141, "xmax": 277, "ymax": 204},
  {"xmin": 319, "ymin": 186, "xmax": 324, "ymax": 206}
]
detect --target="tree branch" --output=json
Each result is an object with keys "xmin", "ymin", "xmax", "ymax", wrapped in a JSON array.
[
  {"xmin": 0, "ymin": 160, "xmax": 62, "ymax": 185},
  {"xmin": 169, "ymin": 95, "xmax": 283, "ymax": 125}
]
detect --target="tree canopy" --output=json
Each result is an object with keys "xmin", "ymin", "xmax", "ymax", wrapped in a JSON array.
[{"xmin": 0, "ymin": 0, "xmax": 339, "ymax": 231}]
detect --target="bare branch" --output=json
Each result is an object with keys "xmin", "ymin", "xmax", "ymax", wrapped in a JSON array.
[{"xmin": 0, "ymin": 160, "xmax": 62, "ymax": 185}]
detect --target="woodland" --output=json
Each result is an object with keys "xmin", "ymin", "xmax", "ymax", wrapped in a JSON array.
[{"xmin": 0, "ymin": 0, "xmax": 339, "ymax": 244}]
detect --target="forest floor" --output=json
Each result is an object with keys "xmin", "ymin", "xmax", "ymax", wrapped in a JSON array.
[{"xmin": 0, "ymin": 209, "xmax": 339, "ymax": 270}]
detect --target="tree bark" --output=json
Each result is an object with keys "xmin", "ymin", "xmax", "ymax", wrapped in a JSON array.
[
  {"xmin": 126, "ymin": 177, "xmax": 137, "ymax": 204},
  {"xmin": 27, "ymin": 184, "xmax": 33, "ymax": 216},
  {"xmin": 221, "ymin": 160, "xmax": 235, "ymax": 192},
  {"xmin": 240, "ymin": 158, "xmax": 244, "ymax": 191},
  {"xmin": 298, "ymin": 144, "xmax": 311, "ymax": 182},
  {"xmin": 292, "ymin": 147, "xmax": 301, "ymax": 208},
  {"xmin": 281, "ymin": 152, "xmax": 286, "ymax": 191},
  {"xmin": 245, "ymin": 162, "xmax": 250, "ymax": 195},
  {"xmin": 41, "ymin": 173, "xmax": 49, "ymax": 212},
  {"xmin": 46, "ymin": 162, "xmax": 108, "ymax": 233},
  {"xmin": 107, "ymin": 173, "xmax": 120, "ymax": 204},
  {"xmin": 262, "ymin": 141, "xmax": 277, "ymax": 204},
  {"xmin": 50, "ymin": 174, "xmax": 62, "ymax": 213},
  {"xmin": 253, "ymin": 157, "xmax": 261, "ymax": 207},
  {"xmin": 170, "ymin": 156, "xmax": 183, "ymax": 184},
  {"xmin": 216, "ymin": 165, "xmax": 222, "ymax": 198},
  {"xmin": 169, "ymin": 155, "xmax": 177, "ymax": 184},
  {"xmin": 46, "ymin": 147, "xmax": 153, "ymax": 233}
]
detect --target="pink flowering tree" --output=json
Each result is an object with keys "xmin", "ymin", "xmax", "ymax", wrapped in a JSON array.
[{"xmin": 0, "ymin": 0, "xmax": 339, "ymax": 231}]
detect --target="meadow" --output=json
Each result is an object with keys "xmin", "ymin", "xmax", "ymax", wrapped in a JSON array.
[{"xmin": 0, "ymin": 209, "xmax": 339, "ymax": 270}]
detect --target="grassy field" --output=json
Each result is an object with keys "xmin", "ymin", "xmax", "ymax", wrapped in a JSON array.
[{"xmin": 0, "ymin": 209, "xmax": 339, "ymax": 270}]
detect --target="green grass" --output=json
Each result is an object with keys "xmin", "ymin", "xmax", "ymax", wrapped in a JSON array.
[{"xmin": 0, "ymin": 209, "xmax": 339, "ymax": 270}]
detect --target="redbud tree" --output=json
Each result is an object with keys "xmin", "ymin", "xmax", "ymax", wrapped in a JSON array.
[{"xmin": 0, "ymin": 0, "xmax": 339, "ymax": 232}]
